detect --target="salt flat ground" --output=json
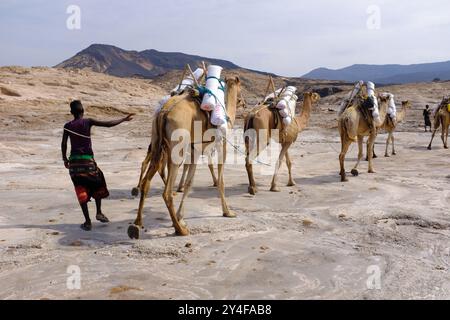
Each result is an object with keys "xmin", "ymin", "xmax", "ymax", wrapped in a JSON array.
[{"xmin": 0, "ymin": 67, "xmax": 449, "ymax": 299}]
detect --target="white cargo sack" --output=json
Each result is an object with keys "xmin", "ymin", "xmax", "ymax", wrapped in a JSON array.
[
  {"xmin": 201, "ymin": 65, "xmax": 223, "ymax": 112},
  {"xmin": 367, "ymin": 81, "xmax": 381, "ymax": 126},
  {"xmin": 387, "ymin": 93, "xmax": 397, "ymax": 120},
  {"xmin": 276, "ymin": 86, "xmax": 298, "ymax": 126},
  {"xmin": 210, "ymin": 80, "xmax": 227, "ymax": 126},
  {"xmin": 156, "ymin": 95, "xmax": 171, "ymax": 113}
]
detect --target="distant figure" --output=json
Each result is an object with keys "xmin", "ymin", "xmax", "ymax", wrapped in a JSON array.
[
  {"xmin": 61, "ymin": 100, "xmax": 134, "ymax": 231},
  {"xmin": 423, "ymin": 105, "xmax": 432, "ymax": 132}
]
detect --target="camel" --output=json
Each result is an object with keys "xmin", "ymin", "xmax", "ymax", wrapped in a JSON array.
[
  {"xmin": 365, "ymin": 99, "xmax": 411, "ymax": 160},
  {"xmin": 379, "ymin": 100, "xmax": 411, "ymax": 157},
  {"xmin": 127, "ymin": 76, "xmax": 242, "ymax": 239},
  {"xmin": 427, "ymin": 97, "xmax": 450, "ymax": 150},
  {"xmin": 338, "ymin": 87, "xmax": 390, "ymax": 182},
  {"xmin": 131, "ymin": 95, "xmax": 246, "ymax": 196},
  {"xmin": 244, "ymin": 92, "xmax": 320, "ymax": 195}
]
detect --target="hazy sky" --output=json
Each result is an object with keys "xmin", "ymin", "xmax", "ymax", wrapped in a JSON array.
[{"xmin": 1, "ymin": 0, "xmax": 450, "ymax": 76}]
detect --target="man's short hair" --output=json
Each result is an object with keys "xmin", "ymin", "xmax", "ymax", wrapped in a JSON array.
[
  {"xmin": 70, "ymin": 100, "xmax": 83, "ymax": 115},
  {"xmin": 426, "ymin": 105, "xmax": 429, "ymax": 108}
]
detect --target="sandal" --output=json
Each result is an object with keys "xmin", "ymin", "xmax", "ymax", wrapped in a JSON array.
[
  {"xmin": 96, "ymin": 213, "xmax": 110, "ymax": 223},
  {"xmin": 80, "ymin": 222, "xmax": 92, "ymax": 231}
]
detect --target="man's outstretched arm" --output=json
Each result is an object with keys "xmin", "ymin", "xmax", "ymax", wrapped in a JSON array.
[
  {"xmin": 89, "ymin": 114, "xmax": 134, "ymax": 128},
  {"xmin": 61, "ymin": 130, "xmax": 69, "ymax": 168}
]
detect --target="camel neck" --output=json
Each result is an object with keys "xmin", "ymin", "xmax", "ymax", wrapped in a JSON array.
[
  {"xmin": 295, "ymin": 94, "xmax": 312, "ymax": 130},
  {"xmin": 225, "ymin": 85, "xmax": 238, "ymax": 127},
  {"xmin": 397, "ymin": 104, "xmax": 407, "ymax": 122}
]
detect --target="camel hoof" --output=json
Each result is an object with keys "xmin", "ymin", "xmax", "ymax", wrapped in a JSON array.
[
  {"xmin": 248, "ymin": 186, "xmax": 257, "ymax": 195},
  {"xmin": 427, "ymin": 146, "xmax": 432, "ymax": 150},
  {"xmin": 365, "ymin": 158, "xmax": 368, "ymax": 162},
  {"xmin": 392, "ymin": 152, "xmax": 396, "ymax": 156},
  {"xmin": 175, "ymin": 227, "xmax": 190, "ymax": 236},
  {"xmin": 351, "ymin": 169, "xmax": 359, "ymax": 176},
  {"xmin": 270, "ymin": 186, "xmax": 281, "ymax": 192},
  {"xmin": 368, "ymin": 169, "xmax": 375, "ymax": 174},
  {"xmin": 127, "ymin": 224, "xmax": 140, "ymax": 239},
  {"xmin": 445, "ymin": 146, "xmax": 449, "ymax": 149},
  {"xmin": 223, "ymin": 211, "xmax": 237, "ymax": 218},
  {"xmin": 177, "ymin": 188, "xmax": 184, "ymax": 193},
  {"xmin": 340, "ymin": 175, "xmax": 348, "ymax": 182},
  {"xmin": 384, "ymin": 154, "xmax": 390, "ymax": 158},
  {"xmin": 178, "ymin": 219, "xmax": 187, "ymax": 228},
  {"xmin": 131, "ymin": 187, "xmax": 139, "ymax": 197},
  {"xmin": 287, "ymin": 181, "xmax": 296, "ymax": 187},
  {"xmin": 373, "ymin": 154, "xmax": 378, "ymax": 159},
  {"xmin": 213, "ymin": 183, "xmax": 218, "ymax": 187}
]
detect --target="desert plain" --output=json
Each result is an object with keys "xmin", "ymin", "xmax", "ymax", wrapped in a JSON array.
[{"xmin": 0, "ymin": 66, "xmax": 449, "ymax": 299}]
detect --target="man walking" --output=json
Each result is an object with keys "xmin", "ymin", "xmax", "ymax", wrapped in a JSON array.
[
  {"xmin": 61, "ymin": 100, "xmax": 134, "ymax": 230},
  {"xmin": 423, "ymin": 105, "xmax": 432, "ymax": 132}
]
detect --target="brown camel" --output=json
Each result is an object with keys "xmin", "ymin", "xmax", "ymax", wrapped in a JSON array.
[
  {"xmin": 338, "ymin": 90, "xmax": 390, "ymax": 182},
  {"xmin": 380, "ymin": 100, "xmax": 411, "ymax": 157},
  {"xmin": 127, "ymin": 77, "xmax": 242, "ymax": 239},
  {"xmin": 244, "ymin": 92, "xmax": 320, "ymax": 195},
  {"xmin": 427, "ymin": 97, "xmax": 450, "ymax": 150}
]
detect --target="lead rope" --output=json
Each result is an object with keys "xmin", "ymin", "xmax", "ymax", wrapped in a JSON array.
[
  {"xmin": 64, "ymin": 128, "xmax": 91, "ymax": 139},
  {"xmin": 221, "ymin": 136, "xmax": 272, "ymax": 167}
]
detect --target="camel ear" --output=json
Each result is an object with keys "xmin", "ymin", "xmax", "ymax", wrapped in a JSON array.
[{"xmin": 235, "ymin": 76, "xmax": 240, "ymax": 84}]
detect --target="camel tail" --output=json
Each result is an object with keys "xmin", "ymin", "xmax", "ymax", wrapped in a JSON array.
[
  {"xmin": 149, "ymin": 111, "xmax": 168, "ymax": 172},
  {"xmin": 434, "ymin": 114, "xmax": 442, "ymax": 131},
  {"xmin": 244, "ymin": 112, "xmax": 255, "ymax": 133},
  {"xmin": 339, "ymin": 116, "xmax": 357, "ymax": 142}
]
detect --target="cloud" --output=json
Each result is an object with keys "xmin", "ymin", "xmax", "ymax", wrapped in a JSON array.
[{"xmin": 1, "ymin": 0, "xmax": 450, "ymax": 76}]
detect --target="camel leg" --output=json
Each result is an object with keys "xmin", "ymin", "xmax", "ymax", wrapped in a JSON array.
[
  {"xmin": 352, "ymin": 136, "xmax": 364, "ymax": 175},
  {"xmin": 365, "ymin": 141, "xmax": 377, "ymax": 161},
  {"xmin": 391, "ymin": 133, "xmax": 396, "ymax": 155},
  {"xmin": 177, "ymin": 163, "xmax": 188, "ymax": 193},
  {"xmin": 217, "ymin": 142, "xmax": 235, "ymax": 217},
  {"xmin": 339, "ymin": 133, "xmax": 352, "ymax": 182},
  {"xmin": 285, "ymin": 149, "xmax": 295, "ymax": 187},
  {"xmin": 441, "ymin": 122, "xmax": 446, "ymax": 148},
  {"xmin": 367, "ymin": 133, "xmax": 376, "ymax": 173},
  {"xmin": 131, "ymin": 150, "xmax": 152, "ymax": 196},
  {"xmin": 445, "ymin": 125, "xmax": 449, "ymax": 149},
  {"xmin": 270, "ymin": 143, "xmax": 291, "ymax": 192},
  {"xmin": 245, "ymin": 137, "xmax": 259, "ymax": 195},
  {"xmin": 385, "ymin": 132, "xmax": 391, "ymax": 157},
  {"xmin": 162, "ymin": 158, "xmax": 189, "ymax": 236},
  {"xmin": 208, "ymin": 154, "xmax": 218, "ymax": 187},
  {"xmin": 159, "ymin": 157, "xmax": 167, "ymax": 185},
  {"xmin": 176, "ymin": 152, "xmax": 200, "ymax": 227},
  {"xmin": 127, "ymin": 162, "xmax": 159, "ymax": 239},
  {"xmin": 428, "ymin": 128, "xmax": 438, "ymax": 150}
]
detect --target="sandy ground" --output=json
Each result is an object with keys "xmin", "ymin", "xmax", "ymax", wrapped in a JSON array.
[{"xmin": 0, "ymin": 67, "xmax": 449, "ymax": 299}]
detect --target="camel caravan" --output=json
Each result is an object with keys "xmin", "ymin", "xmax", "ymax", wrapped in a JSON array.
[{"xmin": 128, "ymin": 62, "xmax": 446, "ymax": 238}]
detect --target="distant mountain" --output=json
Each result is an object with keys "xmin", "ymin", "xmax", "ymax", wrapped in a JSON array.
[
  {"xmin": 302, "ymin": 61, "xmax": 450, "ymax": 84},
  {"xmin": 56, "ymin": 44, "xmax": 248, "ymax": 78}
]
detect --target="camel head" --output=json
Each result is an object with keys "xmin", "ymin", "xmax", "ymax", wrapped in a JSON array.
[
  {"xmin": 225, "ymin": 76, "xmax": 244, "ymax": 108},
  {"xmin": 378, "ymin": 94, "xmax": 390, "ymax": 104},
  {"xmin": 304, "ymin": 92, "xmax": 321, "ymax": 104},
  {"xmin": 401, "ymin": 100, "xmax": 412, "ymax": 109}
]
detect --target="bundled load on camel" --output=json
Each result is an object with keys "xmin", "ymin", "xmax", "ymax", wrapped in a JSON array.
[
  {"xmin": 200, "ymin": 65, "xmax": 227, "ymax": 132},
  {"xmin": 262, "ymin": 79, "xmax": 298, "ymax": 126},
  {"xmin": 380, "ymin": 93, "xmax": 397, "ymax": 121},
  {"xmin": 156, "ymin": 66, "xmax": 205, "ymax": 113},
  {"xmin": 338, "ymin": 80, "xmax": 382, "ymax": 126},
  {"xmin": 153, "ymin": 63, "xmax": 228, "ymax": 134}
]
